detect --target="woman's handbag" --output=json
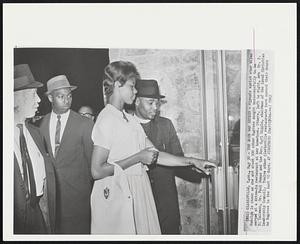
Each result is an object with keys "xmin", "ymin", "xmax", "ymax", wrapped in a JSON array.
[{"xmin": 90, "ymin": 162, "xmax": 136, "ymax": 234}]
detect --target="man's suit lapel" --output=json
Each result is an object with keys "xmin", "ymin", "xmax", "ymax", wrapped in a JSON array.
[
  {"xmin": 26, "ymin": 121, "xmax": 45, "ymax": 156},
  {"xmin": 14, "ymin": 153, "xmax": 25, "ymax": 194},
  {"xmin": 42, "ymin": 114, "xmax": 55, "ymax": 160},
  {"xmin": 150, "ymin": 119, "xmax": 159, "ymax": 146}
]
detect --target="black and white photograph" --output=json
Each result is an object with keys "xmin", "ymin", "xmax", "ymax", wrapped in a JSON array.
[
  {"xmin": 13, "ymin": 47, "xmax": 242, "ymax": 235},
  {"xmin": 3, "ymin": 3, "xmax": 296, "ymax": 242}
]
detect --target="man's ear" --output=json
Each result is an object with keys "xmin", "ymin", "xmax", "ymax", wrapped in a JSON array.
[
  {"xmin": 47, "ymin": 94, "xmax": 53, "ymax": 103},
  {"xmin": 135, "ymin": 97, "xmax": 140, "ymax": 106}
]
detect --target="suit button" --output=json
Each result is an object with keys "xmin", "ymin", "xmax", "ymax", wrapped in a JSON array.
[{"xmin": 150, "ymin": 179, "xmax": 154, "ymax": 184}]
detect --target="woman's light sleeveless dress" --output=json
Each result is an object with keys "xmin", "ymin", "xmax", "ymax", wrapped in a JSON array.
[{"xmin": 91, "ymin": 104, "xmax": 161, "ymax": 234}]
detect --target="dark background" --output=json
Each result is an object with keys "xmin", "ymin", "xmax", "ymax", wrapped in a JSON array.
[{"xmin": 14, "ymin": 48, "xmax": 110, "ymax": 116}]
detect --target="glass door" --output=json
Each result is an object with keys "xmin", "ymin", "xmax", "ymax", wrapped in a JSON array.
[{"xmin": 201, "ymin": 50, "xmax": 241, "ymax": 234}]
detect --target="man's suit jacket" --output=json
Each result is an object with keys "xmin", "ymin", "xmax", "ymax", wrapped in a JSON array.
[
  {"xmin": 39, "ymin": 110, "xmax": 94, "ymax": 234},
  {"xmin": 14, "ymin": 121, "xmax": 56, "ymax": 234}
]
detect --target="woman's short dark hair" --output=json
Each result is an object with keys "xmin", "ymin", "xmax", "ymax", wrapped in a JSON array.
[{"xmin": 103, "ymin": 61, "xmax": 140, "ymax": 103}]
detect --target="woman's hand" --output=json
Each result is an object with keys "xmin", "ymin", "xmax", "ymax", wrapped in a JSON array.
[
  {"xmin": 187, "ymin": 157, "xmax": 217, "ymax": 173},
  {"xmin": 138, "ymin": 147, "xmax": 159, "ymax": 166}
]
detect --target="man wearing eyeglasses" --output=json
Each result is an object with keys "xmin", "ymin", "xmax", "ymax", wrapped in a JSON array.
[
  {"xmin": 39, "ymin": 75, "xmax": 94, "ymax": 234},
  {"xmin": 78, "ymin": 105, "xmax": 95, "ymax": 121}
]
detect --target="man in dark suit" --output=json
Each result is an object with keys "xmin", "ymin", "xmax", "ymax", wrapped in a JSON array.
[
  {"xmin": 134, "ymin": 79, "xmax": 206, "ymax": 234},
  {"xmin": 39, "ymin": 75, "xmax": 94, "ymax": 234},
  {"xmin": 14, "ymin": 64, "xmax": 56, "ymax": 234}
]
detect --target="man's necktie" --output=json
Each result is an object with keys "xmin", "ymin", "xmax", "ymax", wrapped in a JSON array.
[
  {"xmin": 17, "ymin": 124, "xmax": 37, "ymax": 207},
  {"xmin": 54, "ymin": 114, "xmax": 61, "ymax": 158}
]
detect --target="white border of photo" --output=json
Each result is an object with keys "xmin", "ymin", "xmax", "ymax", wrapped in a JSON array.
[{"xmin": 3, "ymin": 3, "xmax": 296, "ymax": 241}]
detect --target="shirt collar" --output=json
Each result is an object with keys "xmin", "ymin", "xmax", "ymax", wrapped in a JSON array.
[
  {"xmin": 51, "ymin": 109, "xmax": 70, "ymax": 120},
  {"xmin": 133, "ymin": 113, "xmax": 151, "ymax": 124},
  {"xmin": 106, "ymin": 104, "xmax": 125, "ymax": 117},
  {"xmin": 15, "ymin": 121, "xmax": 26, "ymax": 128}
]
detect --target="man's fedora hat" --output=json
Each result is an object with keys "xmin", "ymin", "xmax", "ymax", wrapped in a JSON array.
[
  {"xmin": 136, "ymin": 79, "xmax": 165, "ymax": 99},
  {"xmin": 14, "ymin": 64, "xmax": 43, "ymax": 91},
  {"xmin": 45, "ymin": 75, "xmax": 77, "ymax": 95}
]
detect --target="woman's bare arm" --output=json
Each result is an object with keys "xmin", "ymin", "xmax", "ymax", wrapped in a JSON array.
[
  {"xmin": 91, "ymin": 145, "xmax": 157, "ymax": 180},
  {"xmin": 145, "ymin": 138, "xmax": 217, "ymax": 169}
]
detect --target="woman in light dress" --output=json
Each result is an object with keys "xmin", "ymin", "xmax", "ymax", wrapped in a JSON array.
[{"xmin": 90, "ymin": 61, "xmax": 215, "ymax": 234}]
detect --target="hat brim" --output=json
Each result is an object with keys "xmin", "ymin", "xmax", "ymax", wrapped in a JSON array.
[
  {"xmin": 14, "ymin": 81, "xmax": 44, "ymax": 91},
  {"xmin": 137, "ymin": 94, "xmax": 165, "ymax": 99},
  {"xmin": 45, "ymin": 86, "xmax": 77, "ymax": 95}
]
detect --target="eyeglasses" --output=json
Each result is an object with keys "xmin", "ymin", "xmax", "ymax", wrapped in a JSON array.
[{"xmin": 80, "ymin": 112, "xmax": 94, "ymax": 117}]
